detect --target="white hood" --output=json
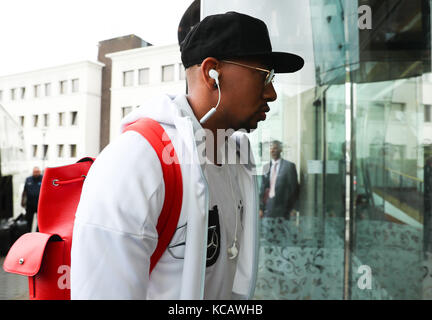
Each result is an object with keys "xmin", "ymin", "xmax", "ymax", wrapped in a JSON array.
[{"xmin": 120, "ymin": 94, "xmax": 183, "ymax": 131}]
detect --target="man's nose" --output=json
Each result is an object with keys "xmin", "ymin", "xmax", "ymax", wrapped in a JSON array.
[{"xmin": 263, "ymin": 82, "xmax": 277, "ymax": 102}]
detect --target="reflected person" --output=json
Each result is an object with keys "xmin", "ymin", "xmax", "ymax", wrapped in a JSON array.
[{"xmin": 259, "ymin": 140, "xmax": 299, "ymax": 219}]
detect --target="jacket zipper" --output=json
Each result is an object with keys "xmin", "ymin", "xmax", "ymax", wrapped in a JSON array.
[
  {"xmin": 186, "ymin": 119, "xmax": 209, "ymax": 299},
  {"xmin": 248, "ymin": 172, "xmax": 260, "ymax": 299}
]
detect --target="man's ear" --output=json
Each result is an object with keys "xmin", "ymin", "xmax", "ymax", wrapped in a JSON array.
[{"xmin": 200, "ymin": 57, "xmax": 220, "ymax": 90}]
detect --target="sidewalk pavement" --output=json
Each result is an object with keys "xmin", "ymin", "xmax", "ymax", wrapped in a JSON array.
[{"xmin": 0, "ymin": 257, "xmax": 29, "ymax": 300}]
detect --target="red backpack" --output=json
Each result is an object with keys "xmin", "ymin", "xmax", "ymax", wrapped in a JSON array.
[{"xmin": 3, "ymin": 118, "xmax": 183, "ymax": 300}]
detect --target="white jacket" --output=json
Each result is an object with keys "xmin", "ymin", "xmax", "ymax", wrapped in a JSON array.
[{"xmin": 70, "ymin": 94, "xmax": 259, "ymax": 299}]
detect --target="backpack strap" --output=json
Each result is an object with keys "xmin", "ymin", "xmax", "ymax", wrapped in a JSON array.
[{"xmin": 123, "ymin": 118, "xmax": 183, "ymax": 274}]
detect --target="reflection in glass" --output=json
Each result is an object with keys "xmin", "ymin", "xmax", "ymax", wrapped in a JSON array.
[{"xmin": 201, "ymin": 0, "xmax": 432, "ymax": 299}]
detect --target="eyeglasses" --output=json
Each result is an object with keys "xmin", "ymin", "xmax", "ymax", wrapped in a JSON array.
[{"xmin": 221, "ymin": 60, "xmax": 275, "ymax": 86}]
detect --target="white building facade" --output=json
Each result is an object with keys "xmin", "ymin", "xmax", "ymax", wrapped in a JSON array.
[
  {"xmin": 0, "ymin": 61, "xmax": 103, "ymax": 172},
  {"xmin": 107, "ymin": 44, "xmax": 186, "ymax": 141},
  {"xmin": 0, "ymin": 103, "xmax": 26, "ymax": 218}
]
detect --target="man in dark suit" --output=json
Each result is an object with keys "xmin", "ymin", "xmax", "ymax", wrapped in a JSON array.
[
  {"xmin": 259, "ymin": 140, "xmax": 299, "ymax": 219},
  {"xmin": 21, "ymin": 166, "xmax": 42, "ymax": 232}
]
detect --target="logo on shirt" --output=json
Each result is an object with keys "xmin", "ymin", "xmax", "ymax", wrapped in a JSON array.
[{"xmin": 207, "ymin": 205, "xmax": 220, "ymax": 267}]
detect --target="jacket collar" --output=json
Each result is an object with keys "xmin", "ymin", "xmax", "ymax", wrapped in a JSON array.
[
  {"xmin": 119, "ymin": 94, "xmax": 196, "ymax": 159},
  {"xmin": 119, "ymin": 94, "xmax": 255, "ymax": 172}
]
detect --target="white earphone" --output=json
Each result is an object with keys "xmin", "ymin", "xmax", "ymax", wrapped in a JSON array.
[
  {"xmin": 200, "ymin": 69, "xmax": 221, "ymax": 124},
  {"xmin": 209, "ymin": 69, "xmax": 219, "ymax": 85},
  {"xmin": 227, "ymin": 172, "xmax": 241, "ymax": 260},
  {"xmin": 228, "ymin": 242, "xmax": 238, "ymax": 260}
]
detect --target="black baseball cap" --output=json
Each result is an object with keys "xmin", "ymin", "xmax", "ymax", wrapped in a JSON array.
[{"xmin": 180, "ymin": 11, "xmax": 304, "ymax": 73}]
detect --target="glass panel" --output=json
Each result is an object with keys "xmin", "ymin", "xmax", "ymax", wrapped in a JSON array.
[
  {"xmin": 162, "ymin": 64, "xmax": 174, "ymax": 82},
  {"xmin": 351, "ymin": 73, "xmax": 430, "ymax": 299},
  {"xmin": 250, "ymin": 84, "xmax": 347, "ymax": 299},
  {"xmin": 122, "ymin": 71, "xmax": 134, "ymax": 87},
  {"xmin": 43, "ymin": 144, "xmax": 49, "ymax": 159},
  {"xmin": 70, "ymin": 144, "xmax": 77, "ymax": 158},
  {"xmin": 202, "ymin": 0, "xmax": 432, "ymax": 299},
  {"xmin": 202, "ymin": 0, "xmax": 347, "ymax": 300},
  {"xmin": 72, "ymin": 79, "xmax": 79, "ymax": 92},
  {"xmin": 45, "ymin": 83, "xmax": 51, "ymax": 96},
  {"xmin": 139, "ymin": 68, "xmax": 150, "ymax": 85},
  {"xmin": 425, "ymin": 104, "xmax": 432, "ymax": 123},
  {"xmin": 43, "ymin": 113, "xmax": 49, "ymax": 127},
  {"xmin": 32, "ymin": 145, "xmax": 38, "ymax": 158},
  {"xmin": 58, "ymin": 112, "xmax": 64, "ymax": 126},
  {"xmin": 34, "ymin": 85, "xmax": 40, "ymax": 98},
  {"xmin": 59, "ymin": 81, "xmax": 67, "ymax": 94},
  {"xmin": 121, "ymin": 106, "xmax": 132, "ymax": 118},
  {"xmin": 57, "ymin": 144, "xmax": 64, "ymax": 158},
  {"xmin": 179, "ymin": 63, "xmax": 186, "ymax": 80},
  {"xmin": 71, "ymin": 111, "xmax": 78, "ymax": 126}
]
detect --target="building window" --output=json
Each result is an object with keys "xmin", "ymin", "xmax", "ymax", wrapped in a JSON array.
[
  {"xmin": 123, "ymin": 70, "xmax": 134, "ymax": 87},
  {"xmin": 20, "ymin": 87, "xmax": 26, "ymax": 99},
  {"xmin": 179, "ymin": 63, "xmax": 186, "ymax": 80},
  {"xmin": 32, "ymin": 145, "xmax": 38, "ymax": 158},
  {"xmin": 425, "ymin": 104, "xmax": 431, "ymax": 123},
  {"xmin": 139, "ymin": 68, "xmax": 150, "ymax": 85},
  {"xmin": 45, "ymin": 83, "xmax": 51, "ymax": 96},
  {"xmin": 10, "ymin": 88, "xmax": 16, "ymax": 100},
  {"xmin": 57, "ymin": 144, "xmax": 64, "ymax": 158},
  {"xmin": 19, "ymin": 116, "xmax": 25, "ymax": 127},
  {"xmin": 162, "ymin": 64, "xmax": 174, "ymax": 82},
  {"xmin": 60, "ymin": 80, "xmax": 67, "ymax": 94},
  {"xmin": 33, "ymin": 115, "xmax": 39, "ymax": 127},
  {"xmin": 43, "ymin": 145, "xmax": 49, "ymax": 160},
  {"xmin": 34, "ymin": 84, "xmax": 41, "ymax": 98},
  {"xmin": 72, "ymin": 79, "xmax": 79, "ymax": 93},
  {"xmin": 71, "ymin": 111, "xmax": 78, "ymax": 126},
  {"xmin": 121, "ymin": 106, "xmax": 132, "ymax": 118},
  {"xmin": 58, "ymin": 112, "xmax": 64, "ymax": 126},
  {"xmin": 43, "ymin": 113, "xmax": 49, "ymax": 127},
  {"xmin": 70, "ymin": 144, "xmax": 77, "ymax": 158},
  {"xmin": 391, "ymin": 102, "xmax": 406, "ymax": 121}
]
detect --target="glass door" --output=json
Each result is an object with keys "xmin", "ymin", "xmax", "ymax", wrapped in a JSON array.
[
  {"xmin": 350, "ymin": 72, "xmax": 431, "ymax": 299},
  {"xmin": 252, "ymin": 83, "xmax": 348, "ymax": 300},
  {"xmin": 201, "ymin": 0, "xmax": 432, "ymax": 299}
]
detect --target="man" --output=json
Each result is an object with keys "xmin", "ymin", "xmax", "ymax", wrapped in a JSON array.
[
  {"xmin": 259, "ymin": 140, "xmax": 299, "ymax": 219},
  {"xmin": 21, "ymin": 166, "xmax": 42, "ymax": 232},
  {"xmin": 71, "ymin": 11, "xmax": 303, "ymax": 299}
]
